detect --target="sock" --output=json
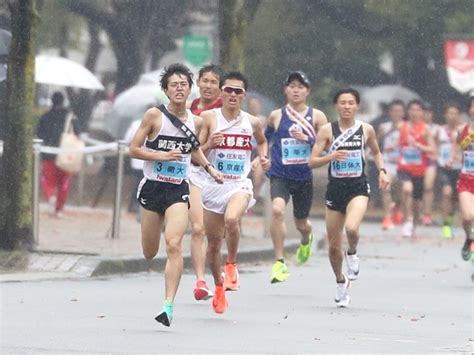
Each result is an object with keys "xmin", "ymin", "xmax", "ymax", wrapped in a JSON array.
[
  {"xmin": 277, "ymin": 258, "xmax": 285, "ymax": 264},
  {"xmin": 347, "ymin": 249, "xmax": 357, "ymax": 256}
]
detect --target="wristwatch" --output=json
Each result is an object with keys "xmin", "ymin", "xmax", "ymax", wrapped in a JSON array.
[{"xmin": 204, "ymin": 163, "xmax": 214, "ymax": 172}]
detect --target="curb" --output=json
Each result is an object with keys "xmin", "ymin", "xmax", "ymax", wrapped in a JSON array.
[{"xmin": 91, "ymin": 241, "xmax": 301, "ymax": 277}]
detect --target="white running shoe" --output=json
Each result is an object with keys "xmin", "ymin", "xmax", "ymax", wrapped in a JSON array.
[
  {"xmin": 335, "ymin": 275, "xmax": 351, "ymax": 308},
  {"xmin": 345, "ymin": 251, "xmax": 360, "ymax": 281},
  {"xmin": 402, "ymin": 219, "xmax": 414, "ymax": 238}
]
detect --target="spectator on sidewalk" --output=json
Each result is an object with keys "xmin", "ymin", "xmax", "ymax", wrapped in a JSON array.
[{"xmin": 36, "ymin": 91, "xmax": 79, "ymax": 218}]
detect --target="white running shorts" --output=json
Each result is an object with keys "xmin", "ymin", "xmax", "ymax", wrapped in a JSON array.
[
  {"xmin": 201, "ymin": 178, "xmax": 255, "ymax": 214},
  {"xmin": 188, "ymin": 165, "xmax": 208, "ymax": 189}
]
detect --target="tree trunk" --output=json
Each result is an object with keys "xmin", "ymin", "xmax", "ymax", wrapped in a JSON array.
[
  {"xmin": 111, "ymin": 35, "xmax": 144, "ymax": 93},
  {"xmin": 0, "ymin": 0, "xmax": 38, "ymax": 250},
  {"xmin": 218, "ymin": 0, "xmax": 260, "ymax": 73},
  {"xmin": 68, "ymin": 21, "xmax": 102, "ymax": 132}
]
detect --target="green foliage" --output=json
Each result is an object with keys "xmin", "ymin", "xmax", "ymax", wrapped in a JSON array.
[
  {"xmin": 243, "ymin": 0, "xmax": 473, "ymax": 114},
  {"xmin": 37, "ymin": 0, "xmax": 85, "ymax": 51}
]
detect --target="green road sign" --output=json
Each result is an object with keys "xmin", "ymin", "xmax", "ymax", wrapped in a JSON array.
[{"xmin": 183, "ymin": 35, "xmax": 210, "ymax": 67}]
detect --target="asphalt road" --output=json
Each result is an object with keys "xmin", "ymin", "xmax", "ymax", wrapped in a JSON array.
[{"xmin": 1, "ymin": 224, "xmax": 473, "ymax": 354}]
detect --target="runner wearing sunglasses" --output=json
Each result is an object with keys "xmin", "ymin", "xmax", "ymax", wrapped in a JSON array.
[
  {"xmin": 265, "ymin": 71, "xmax": 328, "ymax": 284},
  {"xmin": 188, "ymin": 64, "xmax": 224, "ymax": 302},
  {"xmin": 129, "ymin": 64, "xmax": 223, "ymax": 327},
  {"xmin": 199, "ymin": 71, "xmax": 271, "ymax": 314},
  {"xmin": 309, "ymin": 88, "xmax": 390, "ymax": 307}
]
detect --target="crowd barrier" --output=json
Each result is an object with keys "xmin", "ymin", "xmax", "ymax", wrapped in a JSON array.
[{"xmin": 31, "ymin": 137, "xmax": 128, "ymax": 243}]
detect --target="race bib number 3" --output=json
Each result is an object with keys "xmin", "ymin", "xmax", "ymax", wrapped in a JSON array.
[
  {"xmin": 402, "ymin": 147, "xmax": 422, "ymax": 165},
  {"xmin": 281, "ymin": 138, "xmax": 310, "ymax": 165},
  {"xmin": 216, "ymin": 158, "xmax": 245, "ymax": 180},
  {"xmin": 153, "ymin": 161, "xmax": 188, "ymax": 184},
  {"xmin": 462, "ymin": 151, "xmax": 474, "ymax": 174},
  {"xmin": 331, "ymin": 150, "xmax": 363, "ymax": 178}
]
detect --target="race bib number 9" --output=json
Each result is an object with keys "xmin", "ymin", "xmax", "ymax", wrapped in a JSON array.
[
  {"xmin": 401, "ymin": 147, "xmax": 422, "ymax": 165},
  {"xmin": 153, "ymin": 160, "xmax": 188, "ymax": 184},
  {"xmin": 462, "ymin": 151, "xmax": 474, "ymax": 174},
  {"xmin": 331, "ymin": 150, "xmax": 363, "ymax": 178},
  {"xmin": 281, "ymin": 138, "xmax": 310, "ymax": 165}
]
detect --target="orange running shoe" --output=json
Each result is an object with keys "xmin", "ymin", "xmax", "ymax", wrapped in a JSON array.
[
  {"xmin": 193, "ymin": 280, "xmax": 213, "ymax": 301},
  {"xmin": 392, "ymin": 210, "xmax": 404, "ymax": 225},
  {"xmin": 224, "ymin": 262, "xmax": 240, "ymax": 291},
  {"xmin": 212, "ymin": 284, "xmax": 228, "ymax": 314},
  {"xmin": 381, "ymin": 215, "xmax": 395, "ymax": 230}
]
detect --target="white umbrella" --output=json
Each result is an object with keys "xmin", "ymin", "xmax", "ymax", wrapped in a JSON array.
[
  {"xmin": 0, "ymin": 29, "xmax": 11, "ymax": 56},
  {"xmin": 362, "ymin": 84, "xmax": 420, "ymax": 104},
  {"xmin": 35, "ymin": 55, "xmax": 104, "ymax": 90},
  {"xmin": 104, "ymin": 84, "xmax": 169, "ymax": 138}
]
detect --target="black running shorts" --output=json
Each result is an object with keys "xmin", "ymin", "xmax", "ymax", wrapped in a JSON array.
[
  {"xmin": 270, "ymin": 176, "xmax": 313, "ymax": 219},
  {"xmin": 325, "ymin": 179, "xmax": 370, "ymax": 213},
  {"xmin": 137, "ymin": 179, "xmax": 190, "ymax": 216},
  {"xmin": 397, "ymin": 171, "xmax": 424, "ymax": 200}
]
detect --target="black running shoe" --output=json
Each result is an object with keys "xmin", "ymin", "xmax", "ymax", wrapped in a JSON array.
[
  {"xmin": 155, "ymin": 311, "xmax": 171, "ymax": 327},
  {"xmin": 461, "ymin": 240, "xmax": 473, "ymax": 261}
]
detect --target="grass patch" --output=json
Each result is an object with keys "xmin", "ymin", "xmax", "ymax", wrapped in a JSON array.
[{"xmin": 0, "ymin": 250, "xmax": 30, "ymax": 272}]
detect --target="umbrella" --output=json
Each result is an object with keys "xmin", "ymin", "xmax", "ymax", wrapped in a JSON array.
[
  {"xmin": 104, "ymin": 84, "xmax": 169, "ymax": 138},
  {"xmin": 362, "ymin": 84, "xmax": 420, "ymax": 104},
  {"xmin": 0, "ymin": 29, "xmax": 11, "ymax": 56},
  {"xmin": 357, "ymin": 84, "xmax": 420, "ymax": 122},
  {"xmin": 0, "ymin": 63, "xmax": 6, "ymax": 82},
  {"xmin": 35, "ymin": 55, "xmax": 104, "ymax": 90}
]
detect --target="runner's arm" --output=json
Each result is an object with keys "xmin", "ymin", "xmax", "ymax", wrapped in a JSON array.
[
  {"xmin": 313, "ymin": 109, "xmax": 328, "ymax": 132},
  {"xmin": 365, "ymin": 124, "xmax": 390, "ymax": 191},
  {"xmin": 308, "ymin": 123, "xmax": 346, "ymax": 168},
  {"xmin": 264, "ymin": 110, "xmax": 278, "ymax": 143},
  {"xmin": 252, "ymin": 114, "xmax": 271, "ymax": 171},
  {"xmin": 198, "ymin": 111, "xmax": 213, "ymax": 154},
  {"xmin": 191, "ymin": 148, "xmax": 223, "ymax": 184},
  {"xmin": 413, "ymin": 128, "xmax": 436, "ymax": 154}
]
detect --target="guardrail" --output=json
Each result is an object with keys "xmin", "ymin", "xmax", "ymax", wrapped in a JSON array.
[{"xmin": 0, "ymin": 137, "xmax": 129, "ymax": 244}]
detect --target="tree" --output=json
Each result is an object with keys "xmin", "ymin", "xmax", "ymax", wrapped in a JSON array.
[
  {"xmin": 218, "ymin": 0, "xmax": 261, "ymax": 72},
  {"xmin": 0, "ymin": 0, "xmax": 38, "ymax": 250},
  {"xmin": 64, "ymin": 0, "xmax": 194, "ymax": 94},
  {"xmin": 244, "ymin": 0, "xmax": 474, "ymax": 113}
]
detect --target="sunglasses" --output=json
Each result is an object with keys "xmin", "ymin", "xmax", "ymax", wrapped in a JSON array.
[{"xmin": 222, "ymin": 86, "xmax": 246, "ymax": 95}]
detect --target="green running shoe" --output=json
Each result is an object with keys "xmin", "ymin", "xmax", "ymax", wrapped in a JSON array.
[
  {"xmin": 155, "ymin": 300, "xmax": 173, "ymax": 327},
  {"xmin": 442, "ymin": 225, "xmax": 453, "ymax": 239},
  {"xmin": 296, "ymin": 233, "xmax": 313, "ymax": 264},
  {"xmin": 271, "ymin": 260, "xmax": 290, "ymax": 284}
]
